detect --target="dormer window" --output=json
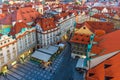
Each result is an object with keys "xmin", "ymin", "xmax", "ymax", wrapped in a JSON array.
[
  {"xmin": 83, "ymin": 27, "xmax": 86, "ymax": 29},
  {"xmin": 82, "ymin": 39, "xmax": 84, "ymax": 41},
  {"xmin": 89, "ymin": 73, "xmax": 94, "ymax": 77},
  {"xmin": 76, "ymin": 38, "xmax": 78, "ymax": 40},
  {"xmin": 104, "ymin": 64, "xmax": 111, "ymax": 69},
  {"xmin": 105, "ymin": 76, "xmax": 113, "ymax": 80},
  {"xmin": 31, "ymin": 17, "xmax": 34, "ymax": 19},
  {"xmin": 24, "ymin": 18, "xmax": 26, "ymax": 20}
]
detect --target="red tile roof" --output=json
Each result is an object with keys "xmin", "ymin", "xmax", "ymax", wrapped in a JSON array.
[
  {"xmin": 85, "ymin": 21, "xmax": 114, "ymax": 33},
  {"xmin": 99, "ymin": 30, "xmax": 120, "ymax": 55},
  {"xmin": 91, "ymin": 13, "xmax": 107, "ymax": 19},
  {"xmin": 91, "ymin": 30, "xmax": 120, "ymax": 56},
  {"xmin": 68, "ymin": 10, "xmax": 78, "ymax": 16},
  {"xmin": 11, "ymin": 7, "xmax": 40, "ymax": 23},
  {"xmin": 76, "ymin": 23, "xmax": 85, "ymax": 29},
  {"xmin": 93, "ymin": 36, "xmax": 102, "ymax": 42},
  {"xmin": 70, "ymin": 33, "xmax": 90, "ymax": 44},
  {"xmin": 86, "ymin": 53, "xmax": 120, "ymax": 80},
  {"xmin": 9, "ymin": 22, "xmax": 28, "ymax": 36},
  {"xmin": 54, "ymin": 12, "xmax": 69, "ymax": 20},
  {"xmin": 37, "ymin": 18, "xmax": 56, "ymax": 31},
  {"xmin": 91, "ymin": 44, "xmax": 104, "ymax": 55},
  {"xmin": 0, "ymin": 14, "xmax": 12, "ymax": 25},
  {"xmin": 92, "ymin": 7, "xmax": 104, "ymax": 11},
  {"xmin": 0, "ymin": 14, "xmax": 6, "ymax": 20},
  {"xmin": 94, "ymin": 30, "xmax": 106, "ymax": 36}
]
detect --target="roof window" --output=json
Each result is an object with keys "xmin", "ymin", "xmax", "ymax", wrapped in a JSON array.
[
  {"xmin": 89, "ymin": 73, "xmax": 94, "ymax": 77},
  {"xmin": 105, "ymin": 76, "xmax": 113, "ymax": 80},
  {"xmin": 83, "ymin": 27, "xmax": 86, "ymax": 29},
  {"xmin": 104, "ymin": 64, "xmax": 111, "ymax": 69}
]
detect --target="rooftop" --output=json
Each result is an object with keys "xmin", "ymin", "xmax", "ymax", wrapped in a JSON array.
[
  {"xmin": 37, "ymin": 17, "xmax": 57, "ymax": 31},
  {"xmin": 70, "ymin": 33, "xmax": 90, "ymax": 45}
]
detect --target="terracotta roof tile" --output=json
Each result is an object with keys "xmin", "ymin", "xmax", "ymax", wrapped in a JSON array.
[
  {"xmin": 85, "ymin": 21, "xmax": 114, "ymax": 33},
  {"xmin": 87, "ymin": 53, "xmax": 120, "ymax": 80},
  {"xmin": 0, "ymin": 14, "xmax": 12, "ymax": 25},
  {"xmin": 9, "ymin": 22, "xmax": 28, "ymax": 36},
  {"xmin": 92, "ymin": 7, "xmax": 104, "ymax": 11},
  {"xmin": 91, "ymin": 13, "xmax": 107, "ymax": 19},
  {"xmin": 99, "ymin": 30, "xmax": 120, "ymax": 55},
  {"xmin": 0, "ymin": 14, "xmax": 6, "ymax": 20},
  {"xmin": 37, "ymin": 17, "xmax": 56, "ymax": 31},
  {"xmin": 70, "ymin": 33, "xmax": 90, "ymax": 45},
  {"xmin": 76, "ymin": 23, "xmax": 85, "ymax": 29},
  {"xmin": 11, "ymin": 7, "xmax": 40, "ymax": 23}
]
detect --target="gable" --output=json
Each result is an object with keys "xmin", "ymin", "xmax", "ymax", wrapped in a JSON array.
[
  {"xmin": 75, "ymin": 26, "xmax": 93, "ymax": 35},
  {"xmin": 102, "ymin": 8, "xmax": 108, "ymax": 13}
]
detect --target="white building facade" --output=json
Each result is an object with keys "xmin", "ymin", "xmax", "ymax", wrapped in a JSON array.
[
  {"xmin": 0, "ymin": 35, "xmax": 17, "ymax": 73},
  {"xmin": 56, "ymin": 13, "xmax": 76, "ymax": 39}
]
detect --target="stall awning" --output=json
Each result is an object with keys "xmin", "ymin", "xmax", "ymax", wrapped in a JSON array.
[{"xmin": 31, "ymin": 51, "xmax": 51, "ymax": 62}]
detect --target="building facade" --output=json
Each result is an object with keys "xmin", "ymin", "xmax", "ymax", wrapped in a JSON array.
[
  {"xmin": 0, "ymin": 35, "xmax": 17, "ymax": 73},
  {"xmin": 9, "ymin": 22, "xmax": 36, "ymax": 63},
  {"xmin": 36, "ymin": 17, "xmax": 60, "ymax": 48},
  {"xmin": 55, "ymin": 12, "xmax": 76, "ymax": 41}
]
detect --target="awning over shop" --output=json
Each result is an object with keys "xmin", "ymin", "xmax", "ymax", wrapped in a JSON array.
[
  {"xmin": 31, "ymin": 51, "xmax": 51, "ymax": 62},
  {"xmin": 37, "ymin": 46, "xmax": 59, "ymax": 55}
]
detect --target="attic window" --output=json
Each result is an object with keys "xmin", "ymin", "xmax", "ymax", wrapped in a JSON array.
[
  {"xmin": 105, "ymin": 76, "xmax": 113, "ymax": 80},
  {"xmin": 82, "ymin": 39, "xmax": 84, "ymax": 41},
  {"xmin": 24, "ymin": 18, "xmax": 26, "ymax": 20},
  {"xmin": 83, "ymin": 27, "xmax": 86, "ymax": 29},
  {"xmin": 31, "ymin": 17, "xmax": 34, "ymax": 19},
  {"xmin": 104, "ymin": 64, "xmax": 111, "ymax": 69},
  {"xmin": 76, "ymin": 38, "xmax": 78, "ymax": 40},
  {"xmin": 89, "ymin": 73, "xmax": 94, "ymax": 77}
]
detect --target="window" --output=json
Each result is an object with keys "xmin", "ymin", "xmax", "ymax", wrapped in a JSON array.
[
  {"xmin": 24, "ymin": 18, "xmax": 26, "ymax": 20},
  {"xmin": 0, "ymin": 48, "xmax": 2, "ymax": 51},
  {"xmin": 7, "ymin": 50, "xmax": 9, "ymax": 53},
  {"xmin": 7, "ymin": 53, "xmax": 11, "ymax": 61},
  {"xmin": 83, "ymin": 27, "xmax": 86, "ymax": 29},
  {"xmin": 104, "ymin": 64, "xmax": 111, "ymax": 69},
  {"xmin": 31, "ymin": 17, "xmax": 34, "ymax": 19},
  {"xmin": 13, "ymin": 47, "xmax": 15, "ymax": 50},
  {"xmin": 0, "ymin": 53, "xmax": 3, "ymax": 56},
  {"xmin": 89, "ymin": 73, "xmax": 94, "ymax": 77},
  {"xmin": 105, "ymin": 76, "xmax": 113, "ymax": 80},
  {"xmin": 0, "ymin": 57, "xmax": 4, "ymax": 65},
  {"xmin": 13, "ymin": 51, "xmax": 16, "ymax": 58}
]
